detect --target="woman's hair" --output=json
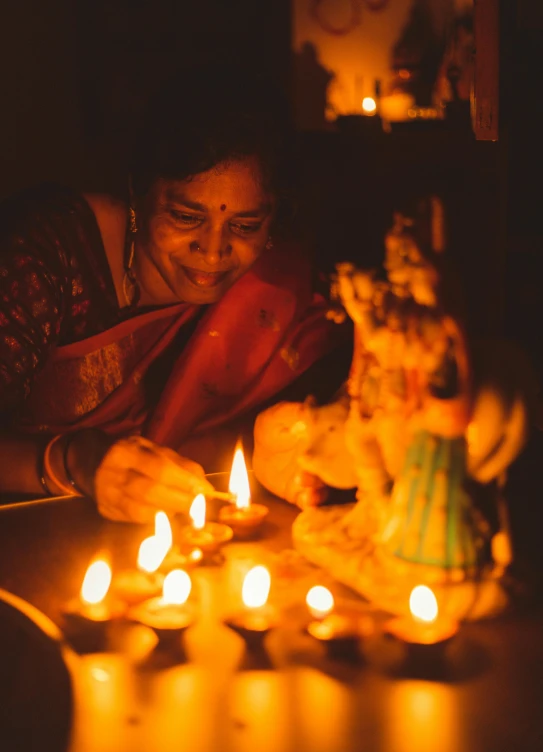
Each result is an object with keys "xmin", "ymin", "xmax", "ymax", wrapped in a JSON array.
[{"xmin": 130, "ymin": 64, "xmax": 295, "ymax": 228}]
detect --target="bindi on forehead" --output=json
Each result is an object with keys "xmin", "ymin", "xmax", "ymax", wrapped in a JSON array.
[{"xmin": 220, "ymin": 204, "xmax": 227, "ymax": 212}]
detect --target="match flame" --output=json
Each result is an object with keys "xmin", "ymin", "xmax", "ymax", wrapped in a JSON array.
[
  {"xmin": 80, "ymin": 559, "xmax": 112, "ymax": 605},
  {"xmin": 189, "ymin": 494, "xmax": 206, "ymax": 530},
  {"xmin": 137, "ymin": 536, "xmax": 167, "ymax": 574},
  {"xmin": 306, "ymin": 585, "xmax": 334, "ymax": 620},
  {"xmin": 242, "ymin": 566, "xmax": 271, "ymax": 609},
  {"xmin": 229, "ymin": 439, "xmax": 251, "ymax": 509},
  {"xmin": 362, "ymin": 96, "xmax": 377, "ymax": 114},
  {"xmin": 409, "ymin": 585, "xmax": 438, "ymax": 623},
  {"xmin": 162, "ymin": 569, "xmax": 192, "ymax": 606},
  {"xmin": 154, "ymin": 511, "xmax": 173, "ymax": 553}
]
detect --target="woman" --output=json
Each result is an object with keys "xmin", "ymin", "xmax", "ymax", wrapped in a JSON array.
[{"xmin": 0, "ymin": 66, "xmax": 344, "ymax": 520}]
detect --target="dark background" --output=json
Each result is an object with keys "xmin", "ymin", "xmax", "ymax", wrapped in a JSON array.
[
  {"xmin": 1, "ymin": 0, "xmax": 542, "ymax": 568},
  {"xmin": 2, "ymin": 1, "xmax": 541, "ymax": 337},
  {"xmin": 0, "ymin": 0, "xmax": 292, "ymax": 197}
]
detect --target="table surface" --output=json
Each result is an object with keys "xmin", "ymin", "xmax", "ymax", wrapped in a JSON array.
[{"xmin": 0, "ymin": 490, "xmax": 542, "ymax": 752}]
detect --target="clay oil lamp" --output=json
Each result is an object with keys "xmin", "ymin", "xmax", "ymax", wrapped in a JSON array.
[
  {"xmin": 179, "ymin": 493, "xmax": 233, "ymax": 555},
  {"xmin": 112, "ymin": 512, "xmax": 172, "ymax": 605},
  {"xmin": 384, "ymin": 585, "xmax": 459, "ymax": 674},
  {"xmin": 224, "ymin": 565, "xmax": 279, "ymax": 655},
  {"xmin": 385, "ymin": 585, "xmax": 459, "ymax": 645},
  {"xmin": 305, "ymin": 586, "xmax": 372, "ymax": 660},
  {"xmin": 129, "ymin": 568, "xmax": 195, "ymax": 647},
  {"xmin": 155, "ymin": 510, "xmax": 204, "ymax": 571},
  {"xmin": 219, "ymin": 440, "xmax": 268, "ymax": 538},
  {"xmin": 63, "ymin": 556, "xmax": 124, "ymax": 649},
  {"xmin": 159, "ymin": 545, "xmax": 204, "ymax": 572}
]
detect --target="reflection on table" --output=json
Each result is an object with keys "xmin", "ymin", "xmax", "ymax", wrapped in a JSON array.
[{"xmin": 0, "ymin": 494, "xmax": 542, "ymax": 752}]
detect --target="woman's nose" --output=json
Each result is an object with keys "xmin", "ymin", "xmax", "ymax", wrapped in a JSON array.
[{"xmin": 190, "ymin": 228, "xmax": 232, "ymax": 264}]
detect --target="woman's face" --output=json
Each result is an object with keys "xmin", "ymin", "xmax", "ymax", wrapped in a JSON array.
[{"xmin": 135, "ymin": 157, "xmax": 275, "ymax": 305}]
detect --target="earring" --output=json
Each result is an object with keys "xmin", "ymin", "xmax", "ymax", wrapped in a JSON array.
[
  {"xmin": 265, "ymin": 237, "xmax": 274, "ymax": 251},
  {"xmin": 129, "ymin": 206, "xmax": 138, "ymax": 234},
  {"xmin": 122, "ymin": 239, "xmax": 140, "ymax": 307}
]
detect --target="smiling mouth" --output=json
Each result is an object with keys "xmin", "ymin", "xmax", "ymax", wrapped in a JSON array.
[{"xmin": 181, "ymin": 266, "xmax": 231, "ymax": 288}]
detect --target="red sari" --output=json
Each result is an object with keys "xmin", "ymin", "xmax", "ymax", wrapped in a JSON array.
[{"xmin": 15, "ymin": 241, "xmax": 338, "ymax": 448}]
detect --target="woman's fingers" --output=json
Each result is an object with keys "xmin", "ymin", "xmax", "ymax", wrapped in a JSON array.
[
  {"xmin": 95, "ymin": 432, "xmax": 331, "ymax": 523},
  {"xmin": 96, "ymin": 472, "xmax": 195, "ymax": 522},
  {"xmin": 96, "ymin": 481, "xmax": 158, "ymax": 523},
  {"xmin": 106, "ymin": 439, "xmax": 212, "ymax": 495},
  {"xmin": 122, "ymin": 469, "xmax": 202, "ymax": 512},
  {"xmin": 94, "ymin": 437, "xmax": 214, "ymax": 522},
  {"xmin": 164, "ymin": 449, "xmax": 207, "ymax": 479}
]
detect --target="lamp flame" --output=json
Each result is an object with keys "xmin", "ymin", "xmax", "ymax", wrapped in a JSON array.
[
  {"xmin": 80, "ymin": 559, "xmax": 111, "ymax": 605},
  {"xmin": 229, "ymin": 439, "xmax": 251, "ymax": 509},
  {"xmin": 189, "ymin": 494, "xmax": 206, "ymax": 530},
  {"xmin": 162, "ymin": 569, "xmax": 192, "ymax": 606},
  {"xmin": 409, "ymin": 585, "xmax": 438, "ymax": 623},
  {"xmin": 306, "ymin": 585, "xmax": 334, "ymax": 620},
  {"xmin": 362, "ymin": 96, "xmax": 377, "ymax": 114},
  {"xmin": 242, "ymin": 566, "xmax": 270, "ymax": 609},
  {"xmin": 137, "ymin": 536, "xmax": 167, "ymax": 574},
  {"xmin": 189, "ymin": 548, "xmax": 204, "ymax": 564},
  {"xmin": 154, "ymin": 511, "xmax": 173, "ymax": 553}
]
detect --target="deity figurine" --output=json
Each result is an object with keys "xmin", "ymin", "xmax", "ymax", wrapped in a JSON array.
[{"xmin": 255, "ymin": 197, "xmax": 531, "ymax": 620}]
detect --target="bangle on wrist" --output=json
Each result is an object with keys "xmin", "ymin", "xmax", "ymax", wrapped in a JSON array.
[
  {"xmin": 38, "ymin": 446, "xmax": 54, "ymax": 497},
  {"xmin": 63, "ymin": 432, "xmax": 86, "ymax": 496},
  {"xmin": 43, "ymin": 435, "xmax": 77, "ymax": 497}
]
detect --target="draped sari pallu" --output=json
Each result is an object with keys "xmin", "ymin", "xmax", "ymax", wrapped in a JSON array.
[{"xmin": 17, "ymin": 245, "xmax": 339, "ymax": 449}]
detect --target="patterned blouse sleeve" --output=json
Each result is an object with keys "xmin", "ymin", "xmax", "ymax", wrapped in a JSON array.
[{"xmin": 0, "ymin": 190, "xmax": 70, "ymax": 414}]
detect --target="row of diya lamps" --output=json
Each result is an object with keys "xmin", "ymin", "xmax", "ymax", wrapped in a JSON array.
[{"xmin": 64, "ymin": 443, "xmax": 460, "ymax": 664}]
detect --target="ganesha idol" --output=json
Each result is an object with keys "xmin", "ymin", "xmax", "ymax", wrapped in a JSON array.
[{"xmin": 254, "ymin": 197, "xmax": 534, "ymax": 621}]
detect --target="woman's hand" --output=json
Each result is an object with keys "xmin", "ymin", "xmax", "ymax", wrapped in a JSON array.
[
  {"xmin": 94, "ymin": 436, "xmax": 214, "ymax": 522},
  {"xmin": 253, "ymin": 401, "xmax": 328, "ymax": 508}
]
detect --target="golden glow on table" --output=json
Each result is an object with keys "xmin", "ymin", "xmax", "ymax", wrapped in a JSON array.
[
  {"xmin": 229, "ymin": 672, "xmax": 290, "ymax": 752},
  {"xmin": 296, "ymin": 669, "xmax": 353, "ymax": 752},
  {"xmin": 386, "ymin": 682, "xmax": 460, "ymax": 752}
]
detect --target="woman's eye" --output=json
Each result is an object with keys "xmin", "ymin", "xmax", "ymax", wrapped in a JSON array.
[
  {"xmin": 230, "ymin": 222, "xmax": 262, "ymax": 235},
  {"xmin": 169, "ymin": 210, "xmax": 203, "ymax": 226}
]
